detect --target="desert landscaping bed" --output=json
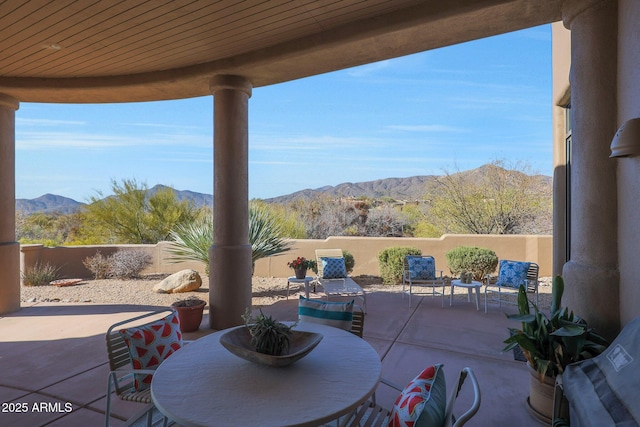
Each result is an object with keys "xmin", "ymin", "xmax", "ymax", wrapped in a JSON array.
[{"xmin": 20, "ymin": 273, "xmax": 553, "ymax": 309}]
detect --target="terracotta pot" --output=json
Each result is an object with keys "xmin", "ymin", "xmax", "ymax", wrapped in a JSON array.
[
  {"xmin": 171, "ymin": 300, "xmax": 206, "ymax": 333},
  {"xmin": 527, "ymin": 363, "xmax": 555, "ymax": 424},
  {"xmin": 294, "ymin": 267, "xmax": 307, "ymax": 279}
]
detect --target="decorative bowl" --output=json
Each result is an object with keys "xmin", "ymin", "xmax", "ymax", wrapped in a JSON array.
[{"xmin": 219, "ymin": 326, "xmax": 323, "ymax": 367}]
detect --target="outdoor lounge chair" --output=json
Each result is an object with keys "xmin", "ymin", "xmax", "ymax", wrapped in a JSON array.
[
  {"xmin": 314, "ymin": 249, "xmax": 367, "ymax": 313},
  {"xmin": 105, "ymin": 309, "xmax": 182, "ymax": 427},
  {"xmin": 484, "ymin": 260, "xmax": 539, "ymax": 313},
  {"xmin": 298, "ymin": 296, "xmax": 365, "ymax": 338},
  {"xmin": 340, "ymin": 365, "xmax": 481, "ymax": 427},
  {"xmin": 402, "ymin": 255, "xmax": 446, "ymax": 307}
]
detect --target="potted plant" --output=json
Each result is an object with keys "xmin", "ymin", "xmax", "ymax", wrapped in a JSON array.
[
  {"xmin": 287, "ymin": 257, "xmax": 317, "ymax": 279},
  {"xmin": 171, "ymin": 296, "xmax": 206, "ymax": 333},
  {"xmin": 503, "ymin": 276, "xmax": 609, "ymax": 423},
  {"xmin": 242, "ymin": 309, "xmax": 293, "ymax": 356}
]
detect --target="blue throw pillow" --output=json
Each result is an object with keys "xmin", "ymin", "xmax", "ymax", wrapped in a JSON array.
[
  {"xmin": 407, "ymin": 256, "xmax": 436, "ymax": 280},
  {"xmin": 321, "ymin": 257, "xmax": 347, "ymax": 279},
  {"xmin": 496, "ymin": 260, "xmax": 530, "ymax": 288},
  {"xmin": 298, "ymin": 296, "xmax": 354, "ymax": 330}
]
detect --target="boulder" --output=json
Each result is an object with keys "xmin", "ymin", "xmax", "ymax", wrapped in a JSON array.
[{"xmin": 153, "ymin": 269, "xmax": 202, "ymax": 293}]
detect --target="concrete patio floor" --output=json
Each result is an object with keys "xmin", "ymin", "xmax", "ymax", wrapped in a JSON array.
[{"xmin": 0, "ymin": 288, "xmax": 546, "ymax": 426}]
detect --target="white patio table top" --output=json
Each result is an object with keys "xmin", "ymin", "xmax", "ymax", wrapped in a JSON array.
[{"xmin": 151, "ymin": 322, "xmax": 381, "ymax": 427}]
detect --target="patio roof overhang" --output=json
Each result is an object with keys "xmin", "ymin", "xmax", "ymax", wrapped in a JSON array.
[{"xmin": 0, "ymin": 0, "xmax": 562, "ymax": 103}]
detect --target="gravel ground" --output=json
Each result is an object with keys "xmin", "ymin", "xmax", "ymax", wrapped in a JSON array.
[{"xmin": 21, "ymin": 273, "xmax": 553, "ymax": 308}]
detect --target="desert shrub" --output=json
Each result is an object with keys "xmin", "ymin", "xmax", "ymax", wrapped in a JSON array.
[
  {"xmin": 83, "ymin": 251, "xmax": 111, "ymax": 279},
  {"xmin": 342, "ymin": 250, "xmax": 355, "ymax": 273},
  {"xmin": 83, "ymin": 249, "xmax": 152, "ymax": 279},
  {"xmin": 22, "ymin": 261, "xmax": 60, "ymax": 286},
  {"xmin": 377, "ymin": 246, "xmax": 421, "ymax": 284},
  {"xmin": 108, "ymin": 249, "xmax": 152, "ymax": 279},
  {"xmin": 445, "ymin": 246, "xmax": 498, "ymax": 281}
]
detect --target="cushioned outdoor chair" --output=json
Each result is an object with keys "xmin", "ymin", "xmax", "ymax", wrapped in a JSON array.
[
  {"xmin": 484, "ymin": 260, "xmax": 539, "ymax": 313},
  {"xmin": 402, "ymin": 255, "xmax": 446, "ymax": 307},
  {"xmin": 105, "ymin": 309, "xmax": 183, "ymax": 427},
  {"xmin": 315, "ymin": 249, "xmax": 367, "ymax": 313},
  {"xmin": 340, "ymin": 365, "xmax": 481, "ymax": 427},
  {"xmin": 553, "ymin": 316, "xmax": 640, "ymax": 427},
  {"xmin": 298, "ymin": 296, "xmax": 365, "ymax": 338}
]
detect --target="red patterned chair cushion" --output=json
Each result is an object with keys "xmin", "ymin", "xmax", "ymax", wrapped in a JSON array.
[
  {"xmin": 118, "ymin": 311, "xmax": 183, "ymax": 391},
  {"xmin": 389, "ymin": 364, "xmax": 446, "ymax": 427}
]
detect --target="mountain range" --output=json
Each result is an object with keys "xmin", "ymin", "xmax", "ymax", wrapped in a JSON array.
[{"xmin": 15, "ymin": 165, "xmax": 552, "ymax": 215}]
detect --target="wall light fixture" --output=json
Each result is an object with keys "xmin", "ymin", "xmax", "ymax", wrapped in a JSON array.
[{"xmin": 610, "ymin": 118, "xmax": 640, "ymax": 158}]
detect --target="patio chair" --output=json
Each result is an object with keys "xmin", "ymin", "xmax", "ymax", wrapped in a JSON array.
[
  {"xmin": 105, "ymin": 309, "xmax": 183, "ymax": 427},
  {"xmin": 315, "ymin": 249, "xmax": 367, "ymax": 313},
  {"xmin": 402, "ymin": 255, "xmax": 446, "ymax": 307},
  {"xmin": 340, "ymin": 365, "xmax": 481, "ymax": 427},
  {"xmin": 298, "ymin": 296, "xmax": 365, "ymax": 337},
  {"xmin": 484, "ymin": 260, "xmax": 539, "ymax": 313}
]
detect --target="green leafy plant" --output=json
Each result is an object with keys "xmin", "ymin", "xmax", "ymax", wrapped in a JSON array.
[
  {"xmin": 172, "ymin": 295, "xmax": 205, "ymax": 308},
  {"xmin": 248, "ymin": 203, "xmax": 292, "ymax": 265},
  {"xmin": 503, "ymin": 276, "xmax": 609, "ymax": 382},
  {"xmin": 445, "ymin": 246, "xmax": 498, "ymax": 281},
  {"xmin": 242, "ymin": 309, "xmax": 292, "ymax": 356},
  {"xmin": 166, "ymin": 203, "xmax": 292, "ymax": 274},
  {"xmin": 342, "ymin": 250, "xmax": 355, "ymax": 273},
  {"xmin": 166, "ymin": 215, "xmax": 213, "ymax": 275},
  {"xmin": 22, "ymin": 261, "xmax": 61, "ymax": 286},
  {"xmin": 287, "ymin": 257, "xmax": 316, "ymax": 270},
  {"xmin": 377, "ymin": 246, "xmax": 421, "ymax": 284}
]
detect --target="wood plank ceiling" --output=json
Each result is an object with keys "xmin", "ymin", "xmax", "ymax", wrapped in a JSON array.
[{"xmin": 0, "ymin": 0, "xmax": 563, "ymax": 103}]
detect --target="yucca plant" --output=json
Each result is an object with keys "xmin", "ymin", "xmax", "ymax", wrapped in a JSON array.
[
  {"xmin": 248, "ymin": 203, "xmax": 292, "ymax": 266},
  {"xmin": 166, "ymin": 203, "xmax": 291, "ymax": 274},
  {"xmin": 503, "ymin": 275, "xmax": 609, "ymax": 382},
  {"xmin": 166, "ymin": 215, "xmax": 213, "ymax": 274},
  {"xmin": 242, "ymin": 309, "xmax": 292, "ymax": 356}
]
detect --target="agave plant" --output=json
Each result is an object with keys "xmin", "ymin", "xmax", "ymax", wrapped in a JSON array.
[
  {"xmin": 503, "ymin": 275, "xmax": 609, "ymax": 382},
  {"xmin": 166, "ymin": 203, "xmax": 291, "ymax": 274},
  {"xmin": 242, "ymin": 309, "xmax": 292, "ymax": 356}
]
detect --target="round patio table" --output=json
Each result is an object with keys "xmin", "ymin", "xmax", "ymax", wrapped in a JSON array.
[
  {"xmin": 450, "ymin": 279, "xmax": 482, "ymax": 310},
  {"xmin": 151, "ymin": 322, "xmax": 381, "ymax": 427}
]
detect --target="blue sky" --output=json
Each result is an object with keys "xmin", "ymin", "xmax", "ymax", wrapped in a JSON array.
[{"xmin": 16, "ymin": 25, "xmax": 552, "ymax": 202}]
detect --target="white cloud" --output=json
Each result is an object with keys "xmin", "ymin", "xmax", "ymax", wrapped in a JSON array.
[
  {"xmin": 386, "ymin": 125, "xmax": 467, "ymax": 132},
  {"xmin": 16, "ymin": 118, "xmax": 86, "ymax": 126}
]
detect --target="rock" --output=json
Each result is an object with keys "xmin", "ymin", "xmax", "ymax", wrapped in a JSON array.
[{"xmin": 153, "ymin": 269, "xmax": 202, "ymax": 293}]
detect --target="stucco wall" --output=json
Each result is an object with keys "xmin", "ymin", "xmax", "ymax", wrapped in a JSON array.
[
  {"xmin": 21, "ymin": 234, "xmax": 552, "ymax": 281},
  {"xmin": 617, "ymin": 0, "xmax": 640, "ymax": 325}
]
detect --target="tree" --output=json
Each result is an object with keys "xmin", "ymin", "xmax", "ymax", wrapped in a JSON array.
[
  {"xmin": 363, "ymin": 205, "xmax": 410, "ymax": 237},
  {"xmin": 17, "ymin": 211, "xmax": 84, "ymax": 246},
  {"xmin": 293, "ymin": 197, "xmax": 360, "ymax": 239},
  {"xmin": 251, "ymin": 199, "xmax": 306, "ymax": 238},
  {"xmin": 80, "ymin": 178, "xmax": 198, "ymax": 244},
  {"xmin": 428, "ymin": 160, "xmax": 552, "ymax": 235}
]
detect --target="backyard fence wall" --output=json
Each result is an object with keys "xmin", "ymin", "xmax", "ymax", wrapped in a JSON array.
[{"xmin": 20, "ymin": 234, "xmax": 552, "ymax": 283}]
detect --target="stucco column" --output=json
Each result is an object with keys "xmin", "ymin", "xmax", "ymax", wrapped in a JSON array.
[
  {"xmin": 208, "ymin": 75, "xmax": 253, "ymax": 330},
  {"xmin": 562, "ymin": 0, "xmax": 619, "ymax": 339},
  {"xmin": 0, "ymin": 94, "xmax": 20, "ymax": 314}
]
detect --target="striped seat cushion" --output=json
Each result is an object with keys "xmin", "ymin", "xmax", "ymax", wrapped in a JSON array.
[{"xmin": 298, "ymin": 296, "xmax": 354, "ymax": 330}]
